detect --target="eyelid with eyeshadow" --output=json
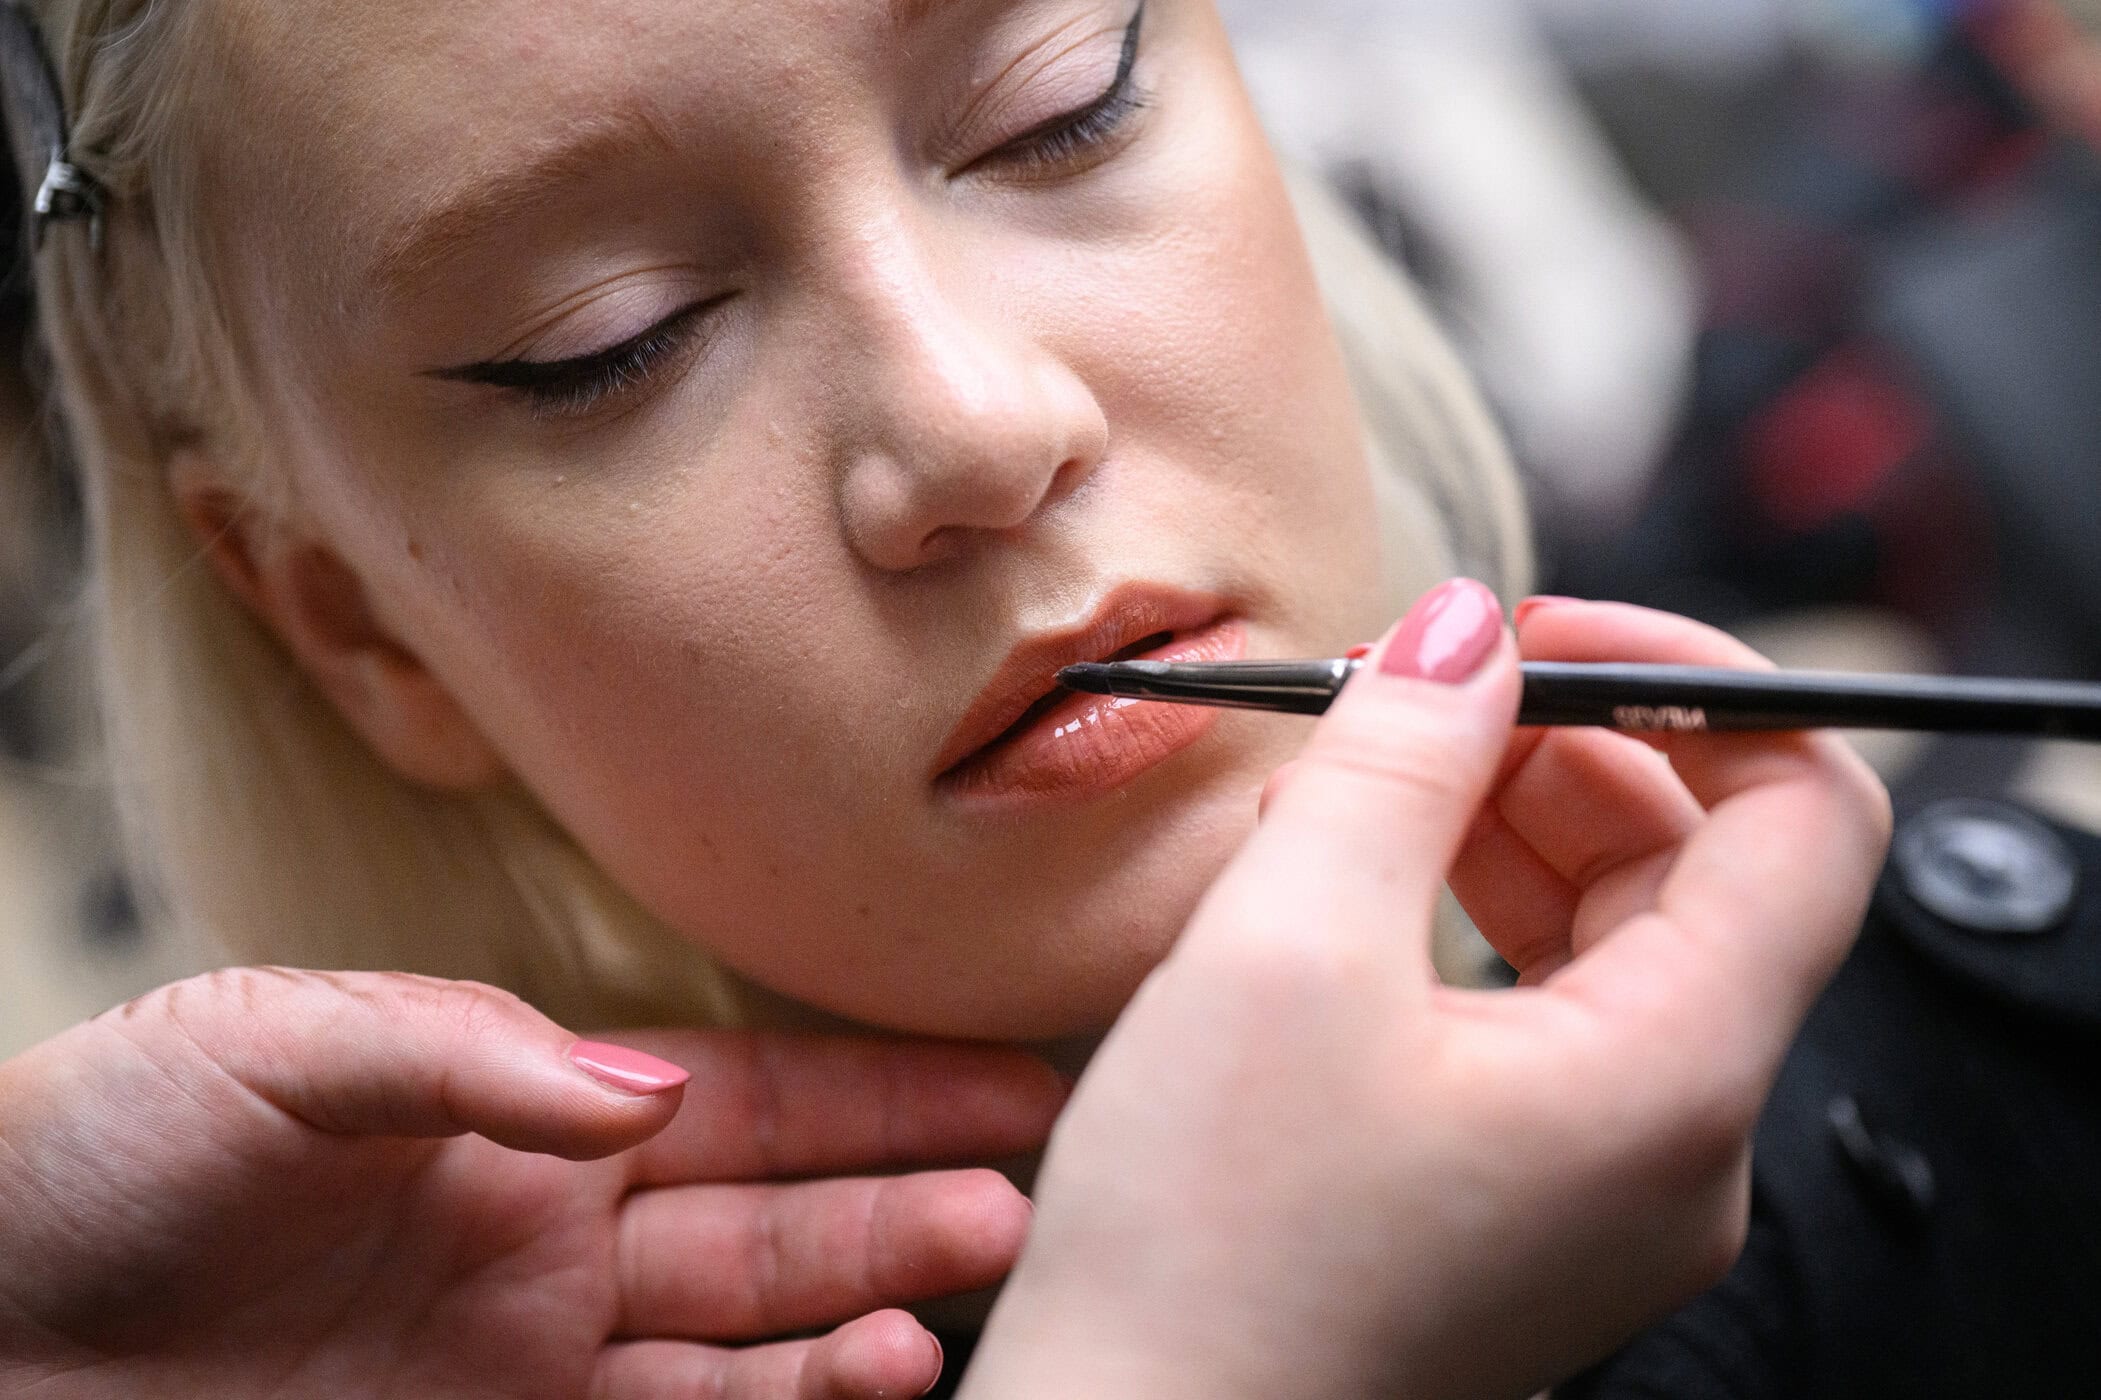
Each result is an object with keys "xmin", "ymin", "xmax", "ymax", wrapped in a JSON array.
[{"xmin": 963, "ymin": 2, "xmax": 1147, "ymax": 174}]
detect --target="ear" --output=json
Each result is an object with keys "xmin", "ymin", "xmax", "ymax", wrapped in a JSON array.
[{"xmin": 172, "ymin": 455, "xmax": 506, "ymax": 793}]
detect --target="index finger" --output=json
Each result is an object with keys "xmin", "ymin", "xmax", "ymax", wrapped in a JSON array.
[{"xmin": 620, "ymin": 1031, "xmax": 1067, "ymax": 1186}]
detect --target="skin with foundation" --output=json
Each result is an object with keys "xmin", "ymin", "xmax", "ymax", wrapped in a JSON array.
[{"xmin": 184, "ymin": 0, "xmax": 1390, "ymax": 1041}]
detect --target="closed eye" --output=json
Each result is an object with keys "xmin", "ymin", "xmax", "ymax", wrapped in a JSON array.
[
  {"xmin": 963, "ymin": 1, "xmax": 1148, "ymax": 178},
  {"xmin": 431, "ymin": 297, "xmax": 724, "ymax": 421}
]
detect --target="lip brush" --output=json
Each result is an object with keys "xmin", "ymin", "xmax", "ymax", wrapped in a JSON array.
[{"xmin": 1055, "ymin": 658, "xmax": 2101, "ymax": 742}]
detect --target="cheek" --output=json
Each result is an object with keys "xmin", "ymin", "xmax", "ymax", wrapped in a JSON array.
[
  {"xmin": 375, "ymin": 436, "xmax": 828, "ymax": 830},
  {"xmin": 400, "ymin": 486, "xmax": 955, "ymax": 984},
  {"xmin": 1065, "ymin": 116, "xmax": 1383, "ymax": 634}
]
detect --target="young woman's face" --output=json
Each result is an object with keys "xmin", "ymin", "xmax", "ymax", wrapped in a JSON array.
[{"xmin": 202, "ymin": 0, "xmax": 1386, "ymax": 1037}]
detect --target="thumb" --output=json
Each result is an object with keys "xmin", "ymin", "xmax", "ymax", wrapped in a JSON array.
[
  {"xmin": 104, "ymin": 968, "xmax": 687, "ymax": 1161},
  {"xmin": 1235, "ymin": 579, "xmax": 1520, "ymax": 944}
]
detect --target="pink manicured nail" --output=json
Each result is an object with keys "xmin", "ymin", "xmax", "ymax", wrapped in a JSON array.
[
  {"xmin": 569, "ymin": 1041, "xmax": 690, "ymax": 1095},
  {"xmin": 1344, "ymin": 642, "xmax": 1376, "ymax": 661},
  {"xmin": 1379, "ymin": 579, "xmax": 1502, "ymax": 683},
  {"xmin": 1514, "ymin": 595, "xmax": 1581, "ymax": 628}
]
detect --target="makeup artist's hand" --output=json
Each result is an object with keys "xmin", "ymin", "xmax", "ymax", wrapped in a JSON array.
[
  {"xmin": 964, "ymin": 585, "xmax": 1890, "ymax": 1400},
  {"xmin": 0, "ymin": 970, "xmax": 1063, "ymax": 1400}
]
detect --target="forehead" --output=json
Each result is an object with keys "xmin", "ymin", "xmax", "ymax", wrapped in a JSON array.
[
  {"xmin": 195, "ymin": 0, "xmax": 943, "ymax": 304},
  {"xmin": 211, "ymin": 0, "xmax": 915, "ymax": 120}
]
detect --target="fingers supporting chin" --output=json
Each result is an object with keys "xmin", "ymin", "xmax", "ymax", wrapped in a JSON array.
[
  {"xmin": 624, "ymin": 1035, "xmax": 1066, "ymax": 1188},
  {"xmin": 93, "ymin": 968, "xmax": 686, "ymax": 1161},
  {"xmin": 614, "ymin": 1168, "xmax": 1029, "ymax": 1341}
]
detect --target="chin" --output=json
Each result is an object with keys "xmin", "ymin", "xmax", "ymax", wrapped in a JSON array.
[
  {"xmin": 690, "ymin": 714, "xmax": 1283, "ymax": 1042},
  {"xmin": 896, "ymin": 754, "xmax": 1271, "ymax": 1041}
]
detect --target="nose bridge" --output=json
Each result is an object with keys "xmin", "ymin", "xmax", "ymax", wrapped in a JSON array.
[
  {"xmin": 845, "ymin": 207, "xmax": 1035, "ymax": 436},
  {"xmin": 825, "ymin": 200, "xmax": 1107, "ymax": 571}
]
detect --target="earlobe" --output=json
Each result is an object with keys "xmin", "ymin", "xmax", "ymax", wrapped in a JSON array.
[{"xmin": 171, "ymin": 456, "xmax": 507, "ymax": 793}]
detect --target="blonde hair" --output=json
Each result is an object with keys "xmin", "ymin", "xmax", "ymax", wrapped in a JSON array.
[{"xmin": 23, "ymin": 0, "xmax": 1529, "ymax": 1031}]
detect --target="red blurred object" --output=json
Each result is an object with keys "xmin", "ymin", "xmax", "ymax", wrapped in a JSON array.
[{"xmin": 1743, "ymin": 351, "xmax": 1933, "ymax": 532}]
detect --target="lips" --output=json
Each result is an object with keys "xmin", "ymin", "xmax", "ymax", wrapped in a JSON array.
[{"xmin": 935, "ymin": 586, "xmax": 1247, "ymax": 805}]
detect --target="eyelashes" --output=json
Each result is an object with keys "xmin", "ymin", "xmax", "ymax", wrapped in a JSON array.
[
  {"xmin": 440, "ymin": 3, "xmax": 1149, "ymax": 423},
  {"xmin": 434, "ymin": 298, "xmax": 723, "ymax": 422}
]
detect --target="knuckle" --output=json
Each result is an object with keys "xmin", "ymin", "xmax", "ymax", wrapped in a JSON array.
[
  {"xmin": 98, "ymin": 974, "xmax": 184, "ymax": 1026},
  {"xmin": 136, "ymin": 967, "xmax": 293, "ymax": 1036},
  {"xmin": 431, "ymin": 978, "xmax": 532, "ymax": 1044},
  {"xmin": 416, "ymin": 973, "xmax": 520, "ymax": 1019},
  {"xmin": 1676, "ymin": 1167, "xmax": 1754, "ymax": 1297},
  {"xmin": 740, "ymin": 1034, "xmax": 790, "ymax": 1171},
  {"xmin": 1669, "ymin": 1074, "xmax": 1764, "ymax": 1187},
  {"xmin": 196, "ymin": 965, "xmax": 277, "ymax": 1013},
  {"xmin": 1614, "ymin": 1040, "xmax": 1765, "ymax": 1186},
  {"xmin": 738, "ymin": 1197, "xmax": 791, "ymax": 1331},
  {"xmin": 1693, "ymin": 1197, "xmax": 1753, "ymax": 1289}
]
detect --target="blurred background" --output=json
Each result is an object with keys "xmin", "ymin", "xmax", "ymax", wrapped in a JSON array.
[{"xmin": 7, "ymin": 0, "xmax": 2101, "ymax": 1053}]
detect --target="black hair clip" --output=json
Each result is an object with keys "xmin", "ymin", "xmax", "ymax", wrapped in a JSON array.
[{"xmin": 1, "ymin": 1, "xmax": 105, "ymax": 248}]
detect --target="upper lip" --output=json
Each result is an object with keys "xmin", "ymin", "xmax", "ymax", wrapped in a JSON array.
[{"xmin": 932, "ymin": 583, "xmax": 1229, "ymax": 779}]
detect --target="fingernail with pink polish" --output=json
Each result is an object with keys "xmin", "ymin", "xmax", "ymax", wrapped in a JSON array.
[
  {"xmin": 1379, "ymin": 579, "xmax": 1502, "ymax": 684},
  {"xmin": 569, "ymin": 1041, "xmax": 690, "ymax": 1096},
  {"xmin": 1514, "ymin": 595, "xmax": 1581, "ymax": 628}
]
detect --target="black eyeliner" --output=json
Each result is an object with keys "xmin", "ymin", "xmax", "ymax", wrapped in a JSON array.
[{"xmin": 433, "ymin": 302, "xmax": 706, "ymax": 394}]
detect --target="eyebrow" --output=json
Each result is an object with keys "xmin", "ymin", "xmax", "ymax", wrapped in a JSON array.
[{"xmin": 365, "ymin": 107, "xmax": 680, "ymax": 300}]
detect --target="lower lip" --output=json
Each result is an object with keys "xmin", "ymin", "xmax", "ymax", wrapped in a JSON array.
[{"xmin": 938, "ymin": 618, "xmax": 1249, "ymax": 807}]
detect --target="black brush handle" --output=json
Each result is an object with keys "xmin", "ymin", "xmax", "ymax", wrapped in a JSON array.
[
  {"xmin": 1517, "ymin": 664, "xmax": 2101, "ymax": 739},
  {"xmin": 1056, "ymin": 659, "xmax": 2101, "ymax": 740}
]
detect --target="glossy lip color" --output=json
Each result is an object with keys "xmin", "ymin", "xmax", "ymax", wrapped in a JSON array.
[{"xmin": 935, "ymin": 588, "xmax": 1247, "ymax": 807}]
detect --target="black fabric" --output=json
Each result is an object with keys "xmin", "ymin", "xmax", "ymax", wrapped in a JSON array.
[{"xmin": 1562, "ymin": 807, "xmax": 2101, "ymax": 1398}]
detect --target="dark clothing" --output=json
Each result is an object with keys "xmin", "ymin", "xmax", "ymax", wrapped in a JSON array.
[{"xmin": 1563, "ymin": 799, "xmax": 2101, "ymax": 1398}]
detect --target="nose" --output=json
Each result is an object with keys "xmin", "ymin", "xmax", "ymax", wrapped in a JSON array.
[{"xmin": 831, "ymin": 228, "xmax": 1109, "ymax": 573}]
